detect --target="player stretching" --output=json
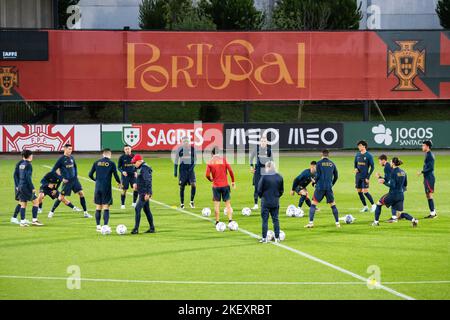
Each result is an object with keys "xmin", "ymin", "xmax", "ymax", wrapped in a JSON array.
[
  {"xmin": 10, "ymin": 154, "xmax": 24, "ymax": 224},
  {"xmin": 118, "ymin": 145, "xmax": 138, "ymax": 209},
  {"xmin": 131, "ymin": 154, "xmax": 155, "ymax": 234},
  {"xmin": 48, "ymin": 144, "xmax": 91, "ymax": 218},
  {"xmin": 305, "ymin": 150, "xmax": 340, "ymax": 228},
  {"xmin": 174, "ymin": 136, "xmax": 197, "ymax": 209},
  {"xmin": 354, "ymin": 140, "xmax": 376, "ymax": 213},
  {"xmin": 290, "ymin": 161, "xmax": 316, "ymax": 211},
  {"xmin": 37, "ymin": 169, "xmax": 73, "ymax": 214},
  {"xmin": 89, "ymin": 149, "xmax": 121, "ymax": 232},
  {"xmin": 374, "ymin": 157, "xmax": 418, "ymax": 227},
  {"xmin": 250, "ymin": 136, "xmax": 272, "ymax": 210},
  {"xmin": 418, "ymin": 140, "xmax": 437, "ymax": 219},
  {"xmin": 375, "ymin": 154, "xmax": 397, "ymax": 223},
  {"xmin": 206, "ymin": 147, "xmax": 236, "ymax": 226},
  {"xmin": 16, "ymin": 150, "xmax": 43, "ymax": 227}
]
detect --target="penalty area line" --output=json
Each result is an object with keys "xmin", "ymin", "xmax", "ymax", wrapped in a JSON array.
[{"xmin": 42, "ymin": 165, "xmax": 416, "ymax": 300}]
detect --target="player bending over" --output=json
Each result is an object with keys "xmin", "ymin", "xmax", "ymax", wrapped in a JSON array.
[
  {"xmin": 354, "ymin": 140, "xmax": 376, "ymax": 213},
  {"xmin": 89, "ymin": 148, "xmax": 121, "ymax": 232},
  {"xmin": 305, "ymin": 150, "xmax": 340, "ymax": 228},
  {"xmin": 418, "ymin": 140, "xmax": 437, "ymax": 219},
  {"xmin": 250, "ymin": 136, "xmax": 272, "ymax": 210},
  {"xmin": 374, "ymin": 157, "xmax": 418, "ymax": 227},
  {"xmin": 131, "ymin": 154, "xmax": 155, "ymax": 235},
  {"xmin": 174, "ymin": 136, "xmax": 197, "ymax": 209},
  {"xmin": 10, "ymin": 153, "xmax": 25, "ymax": 224},
  {"xmin": 16, "ymin": 150, "xmax": 43, "ymax": 227},
  {"xmin": 48, "ymin": 144, "xmax": 91, "ymax": 218},
  {"xmin": 37, "ymin": 168, "xmax": 79, "ymax": 214},
  {"xmin": 118, "ymin": 145, "xmax": 138, "ymax": 209},
  {"xmin": 375, "ymin": 154, "xmax": 397, "ymax": 223},
  {"xmin": 205, "ymin": 147, "xmax": 236, "ymax": 226},
  {"xmin": 290, "ymin": 161, "xmax": 316, "ymax": 211}
]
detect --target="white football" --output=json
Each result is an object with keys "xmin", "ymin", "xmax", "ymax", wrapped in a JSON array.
[
  {"xmin": 101, "ymin": 225, "xmax": 111, "ymax": 235},
  {"xmin": 241, "ymin": 207, "xmax": 251, "ymax": 216},
  {"xmin": 116, "ymin": 224, "xmax": 127, "ymax": 235},
  {"xmin": 286, "ymin": 205, "xmax": 297, "ymax": 217},
  {"xmin": 267, "ymin": 230, "xmax": 275, "ymax": 241},
  {"xmin": 345, "ymin": 214, "xmax": 356, "ymax": 224},
  {"xmin": 216, "ymin": 222, "xmax": 226, "ymax": 232},
  {"xmin": 202, "ymin": 207, "xmax": 211, "ymax": 217},
  {"xmin": 228, "ymin": 221, "xmax": 239, "ymax": 231},
  {"xmin": 279, "ymin": 230, "xmax": 286, "ymax": 241},
  {"xmin": 294, "ymin": 207, "xmax": 305, "ymax": 217}
]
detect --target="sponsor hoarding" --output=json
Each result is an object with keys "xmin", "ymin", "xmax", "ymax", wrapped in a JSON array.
[
  {"xmin": 343, "ymin": 122, "xmax": 450, "ymax": 149},
  {"xmin": 0, "ymin": 124, "xmax": 100, "ymax": 152}
]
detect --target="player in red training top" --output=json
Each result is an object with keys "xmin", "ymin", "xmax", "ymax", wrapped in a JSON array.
[{"xmin": 205, "ymin": 147, "xmax": 236, "ymax": 225}]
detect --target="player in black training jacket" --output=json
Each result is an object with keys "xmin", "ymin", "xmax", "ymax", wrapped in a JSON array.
[
  {"xmin": 418, "ymin": 140, "xmax": 437, "ymax": 219},
  {"xmin": 174, "ymin": 136, "xmax": 197, "ymax": 209}
]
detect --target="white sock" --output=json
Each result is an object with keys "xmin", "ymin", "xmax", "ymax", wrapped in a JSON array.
[{"xmin": 392, "ymin": 216, "xmax": 397, "ymax": 219}]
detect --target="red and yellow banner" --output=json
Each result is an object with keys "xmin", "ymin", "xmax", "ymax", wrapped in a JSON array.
[{"xmin": 1, "ymin": 30, "xmax": 449, "ymax": 101}]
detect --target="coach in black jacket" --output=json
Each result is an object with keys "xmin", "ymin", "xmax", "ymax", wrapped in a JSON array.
[
  {"xmin": 131, "ymin": 154, "xmax": 155, "ymax": 235},
  {"xmin": 257, "ymin": 161, "xmax": 284, "ymax": 243}
]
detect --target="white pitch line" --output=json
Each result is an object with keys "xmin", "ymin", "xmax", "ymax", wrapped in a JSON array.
[
  {"xmin": 41, "ymin": 165, "xmax": 416, "ymax": 300},
  {"xmin": 0, "ymin": 275, "xmax": 448, "ymax": 286}
]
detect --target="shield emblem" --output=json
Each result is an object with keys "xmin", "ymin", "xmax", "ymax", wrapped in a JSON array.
[
  {"xmin": 399, "ymin": 56, "xmax": 413, "ymax": 77},
  {"xmin": 122, "ymin": 126, "xmax": 141, "ymax": 147},
  {"xmin": 2, "ymin": 76, "xmax": 11, "ymax": 89}
]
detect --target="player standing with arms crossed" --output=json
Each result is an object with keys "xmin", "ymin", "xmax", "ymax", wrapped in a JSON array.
[
  {"xmin": 305, "ymin": 150, "xmax": 340, "ymax": 228},
  {"xmin": 174, "ymin": 136, "xmax": 197, "ymax": 209},
  {"xmin": 48, "ymin": 144, "xmax": 91, "ymax": 218},
  {"xmin": 354, "ymin": 140, "xmax": 376, "ymax": 213},
  {"xmin": 89, "ymin": 149, "xmax": 121, "ymax": 232},
  {"xmin": 206, "ymin": 147, "xmax": 236, "ymax": 226},
  {"xmin": 118, "ymin": 145, "xmax": 138, "ymax": 209},
  {"xmin": 418, "ymin": 140, "xmax": 437, "ymax": 219}
]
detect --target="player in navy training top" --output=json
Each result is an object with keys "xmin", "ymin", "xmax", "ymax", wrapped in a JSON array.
[
  {"xmin": 375, "ymin": 154, "xmax": 397, "ymax": 223},
  {"xmin": 118, "ymin": 145, "xmax": 138, "ymax": 209},
  {"xmin": 418, "ymin": 140, "xmax": 437, "ymax": 219},
  {"xmin": 10, "ymin": 155, "xmax": 25, "ymax": 225},
  {"xmin": 305, "ymin": 150, "xmax": 341, "ymax": 228},
  {"xmin": 89, "ymin": 149, "xmax": 121, "ymax": 232},
  {"xmin": 16, "ymin": 150, "xmax": 43, "ymax": 227},
  {"xmin": 354, "ymin": 140, "xmax": 376, "ymax": 213},
  {"xmin": 250, "ymin": 136, "xmax": 273, "ymax": 210},
  {"xmin": 374, "ymin": 157, "xmax": 418, "ymax": 228},
  {"xmin": 174, "ymin": 136, "xmax": 197, "ymax": 209},
  {"xmin": 290, "ymin": 161, "xmax": 316, "ymax": 210}
]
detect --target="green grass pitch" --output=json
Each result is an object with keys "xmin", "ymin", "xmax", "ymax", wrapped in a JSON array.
[{"xmin": 0, "ymin": 152, "xmax": 449, "ymax": 300}]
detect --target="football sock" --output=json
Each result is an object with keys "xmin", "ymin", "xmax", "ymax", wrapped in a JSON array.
[
  {"xmin": 428, "ymin": 199, "xmax": 435, "ymax": 213},
  {"xmin": 95, "ymin": 210, "xmax": 101, "ymax": 225},
  {"xmin": 39, "ymin": 202, "xmax": 43, "ymax": 209},
  {"xmin": 13, "ymin": 204, "xmax": 21, "ymax": 218},
  {"xmin": 180, "ymin": 185, "xmax": 185, "ymax": 204},
  {"xmin": 20, "ymin": 207, "xmax": 26, "ymax": 220},
  {"xmin": 190, "ymin": 186, "xmax": 196, "ymax": 202},
  {"xmin": 400, "ymin": 212, "xmax": 414, "ymax": 221},
  {"xmin": 375, "ymin": 205, "xmax": 382, "ymax": 222},
  {"xmin": 391, "ymin": 208, "xmax": 397, "ymax": 219},
  {"xmin": 51, "ymin": 199, "xmax": 61, "ymax": 212},
  {"xmin": 66, "ymin": 202, "xmax": 74, "ymax": 209},
  {"xmin": 299, "ymin": 195, "xmax": 306, "ymax": 208},
  {"xmin": 80, "ymin": 197, "xmax": 87, "ymax": 212},
  {"xmin": 364, "ymin": 192, "xmax": 374, "ymax": 205},
  {"xmin": 331, "ymin": 205, "xmax": 339, "ymax": 223},
  {"xmin": 121, "ymin": 194, "xmax": 126, "ymax": 206},
  {"xmin": 309, "ymin": 204, "xmax": 317, "ymax": 222},
  {"xmin": 103, "ymin": 209, "xmax": 110, "ymax": 225},
  {"xmin": 32, "ymin": 206, "xmax": 38, "ymax": 219},
  {"xmin": 358, "ymin": 192, "xmax": 367, "ymax": 206},
  {"xmin": 305, "ymin": 197, "xmax": 312, "ymax": 207}
]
